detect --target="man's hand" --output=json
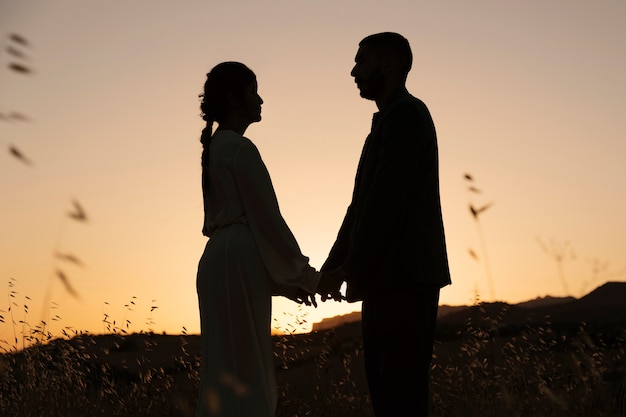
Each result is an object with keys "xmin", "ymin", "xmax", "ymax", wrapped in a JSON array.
[{"xmin": 317, "ymin": 268, "xmax": 347, "ymax": 302}]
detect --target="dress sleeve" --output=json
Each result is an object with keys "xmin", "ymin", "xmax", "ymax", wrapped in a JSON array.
[{"xmin": 233, "ymin": 139, "xmax": 319, "ymax": 295}]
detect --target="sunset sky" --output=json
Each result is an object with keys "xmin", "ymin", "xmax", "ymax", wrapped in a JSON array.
[{"xmin": 1, "ymin": 0, "xmax": 625, "ymax": 344}]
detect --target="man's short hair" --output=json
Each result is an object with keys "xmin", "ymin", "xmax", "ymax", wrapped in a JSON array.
[{"xmin": 359, "ymin": 32, "xmax": 413, "ymax": 75}]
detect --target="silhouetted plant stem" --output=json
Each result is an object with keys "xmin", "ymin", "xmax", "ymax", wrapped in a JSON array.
[
  {"xmin": 474, "ymin": 218, "xmax": 495, "ymax": 300},
  {"xmin": 40, "ymin": 215, "xmax": 68, "ymax": 325},
  {"xmin": 555, "ymin": 255, "xmax": 569, "ymax": 296},
  {"xmin": 464, "ymin": 173, "xmax": 496, "ymax": 300},
  {"xmin": 537, "ymin": 238, "xmax": 573, "ymax": 296},
  {"xmin": 7, "ymin": 278, "xmax": 18, "ymax": 348}
]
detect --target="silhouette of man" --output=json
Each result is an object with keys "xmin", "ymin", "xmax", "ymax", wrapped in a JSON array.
[{"xmin": 318, "ymin": 32, "xmax": 451, "ymax": 416}]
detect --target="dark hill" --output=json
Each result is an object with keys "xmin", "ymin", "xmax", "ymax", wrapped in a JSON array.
[
  {"xmin": 575, "ymin": 281, "xmax": 626, "ymax": 309},
  {"xmin": 516, "ymin": 295, "xmax": 575, "ymax": 309},
  {"xmin": 312, "ymin": 281, "xmax": 626, "ymax": 331},
  {"xmin": 436, "ymin": 281, "xmax": 626, "ymax": 327}
]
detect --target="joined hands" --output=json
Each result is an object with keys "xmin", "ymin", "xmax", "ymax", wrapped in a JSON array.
[
  {"xmin": 317, "ymin": 268, "xmax": 347, "ymax": 302},
  {"xmin": 291, "ymin": 268, "xmax": 347, "ymax": 307}
]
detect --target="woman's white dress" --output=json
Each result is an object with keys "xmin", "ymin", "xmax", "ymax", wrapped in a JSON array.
[{"xmin": 196, "ymin": 130, "xmax": 318, "ymax": 417}]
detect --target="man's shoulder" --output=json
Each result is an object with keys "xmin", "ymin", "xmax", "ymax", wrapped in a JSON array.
[
  {"xmin": 383, "ymin": 92, "xmax": 431, "ymax": 123},
  {"xmin": 396, "ymin": 91, "xmax": 428, "ymax": 111},
  {"xmin": 374, "ymin": 91, "xmax": 436, "ymax": 141}
]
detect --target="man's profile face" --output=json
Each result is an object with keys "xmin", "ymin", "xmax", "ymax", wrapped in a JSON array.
[{"xmin": 350, "ymin": 45, "xmax": 385, "ymax": 101}]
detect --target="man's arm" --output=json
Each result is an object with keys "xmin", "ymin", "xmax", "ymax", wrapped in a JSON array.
[{"xmin": 321, "ymin": 204, "xmax": 353, "ymax": 272}]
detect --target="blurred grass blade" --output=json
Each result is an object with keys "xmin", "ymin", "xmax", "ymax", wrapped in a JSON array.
[
  {"xmin": 9, "ymin": 111, "xmax": 31, "ymax": 122},
  {"xmin": 469, "ymin": 202, "xmax": 494, "ymax": 219},
  {"xmin": 8, "ymin": 33, "xmax": 29, "ymax": 46},
  {"xmin": 8, "ymin": 145, "xmax": 33, "ymax": 166},
  {"xmin": 67, "ymin": 199, "xmax": 88, "ymax": 222},
  {"xmin": 54, "ymin": 251, "xmax": 84, "ymax": 267},
  {"xmin": 55, "ymin": 270, "xmax": 80, "ymax": 299},
  {"xmin": 8, "ymin": 62, "xmax": 32, "ymax": 74},
  {"xmin": 6, "ymin": 45, "xmax": 28, "ymax": 59}
]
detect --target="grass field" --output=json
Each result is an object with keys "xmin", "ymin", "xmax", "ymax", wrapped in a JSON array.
[{"xmin": 1, "ymin": 304, "xmax": 624, "ymax": 417}]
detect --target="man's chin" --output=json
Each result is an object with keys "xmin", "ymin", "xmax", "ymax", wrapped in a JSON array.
[
  {"xmin": 356, "ymin": 84, "xmax": 374, "ymax": 99},
  {"xmin": 359, "ymin": 90, "xmax": 376, "ymax": 100}
]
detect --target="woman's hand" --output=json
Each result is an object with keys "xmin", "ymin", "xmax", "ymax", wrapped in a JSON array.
[{"xmin": 291, "ymin": 288, "xmax": 318, "ymax": 308}]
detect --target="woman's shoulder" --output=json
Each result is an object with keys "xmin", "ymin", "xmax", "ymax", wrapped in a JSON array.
[
  {"xmin": 212, "ymin": 129, "xmax": 243, "ymax": 142},
  {"xmin": 215, "ymin": 129, "xmax": 257, "ymax": 143},
  {"xmin": 210, "ymin": 131, "xmax": 262, "ymax": 168},
  {"xmin": 212, "ymin": 130, "xmax": 254, "ymax": 151}
]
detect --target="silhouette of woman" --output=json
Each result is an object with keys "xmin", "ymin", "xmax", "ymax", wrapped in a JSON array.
[{"xmin": 195, "ymin": 62, "xmax": 319, "ymax": 417}]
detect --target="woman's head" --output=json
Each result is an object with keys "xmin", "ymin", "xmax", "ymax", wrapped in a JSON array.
[{"xmin": 199, "ymin": 62, "xmax": 262, "ymax": 131}]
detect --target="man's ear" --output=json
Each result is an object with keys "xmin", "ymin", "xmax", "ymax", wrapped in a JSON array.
[
  {"xmin": 379, "ymin": 54, "xmax": 391, "ymax": 74},
  {"xmin": 379, "ymin": 52, "xmax": 398, "ymax": 77}
]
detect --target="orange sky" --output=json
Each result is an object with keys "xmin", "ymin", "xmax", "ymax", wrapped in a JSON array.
[{"xmin": 1, "ymin": 0, "xmax": 625, "ymax": 346}]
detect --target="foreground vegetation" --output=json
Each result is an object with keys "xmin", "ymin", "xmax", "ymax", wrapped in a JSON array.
[{"xmin": 1, "ymin": 305, "xmax": 624, "ymax": 417}]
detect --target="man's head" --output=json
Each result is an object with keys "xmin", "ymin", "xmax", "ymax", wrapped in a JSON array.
[{"xmin": 350, "ymin": 32, "xmax": 412, "ymax": 104}]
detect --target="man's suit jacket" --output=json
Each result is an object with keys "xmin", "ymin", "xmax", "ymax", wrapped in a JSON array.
[{"xmin": 322, "ymin": 87, "xmax": 451, "ymax": 302}]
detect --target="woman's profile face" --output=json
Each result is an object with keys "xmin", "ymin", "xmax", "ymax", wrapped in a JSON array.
[{"xmin": 237, "ymin": 80, "xmax": 263, "ymax": 124}]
